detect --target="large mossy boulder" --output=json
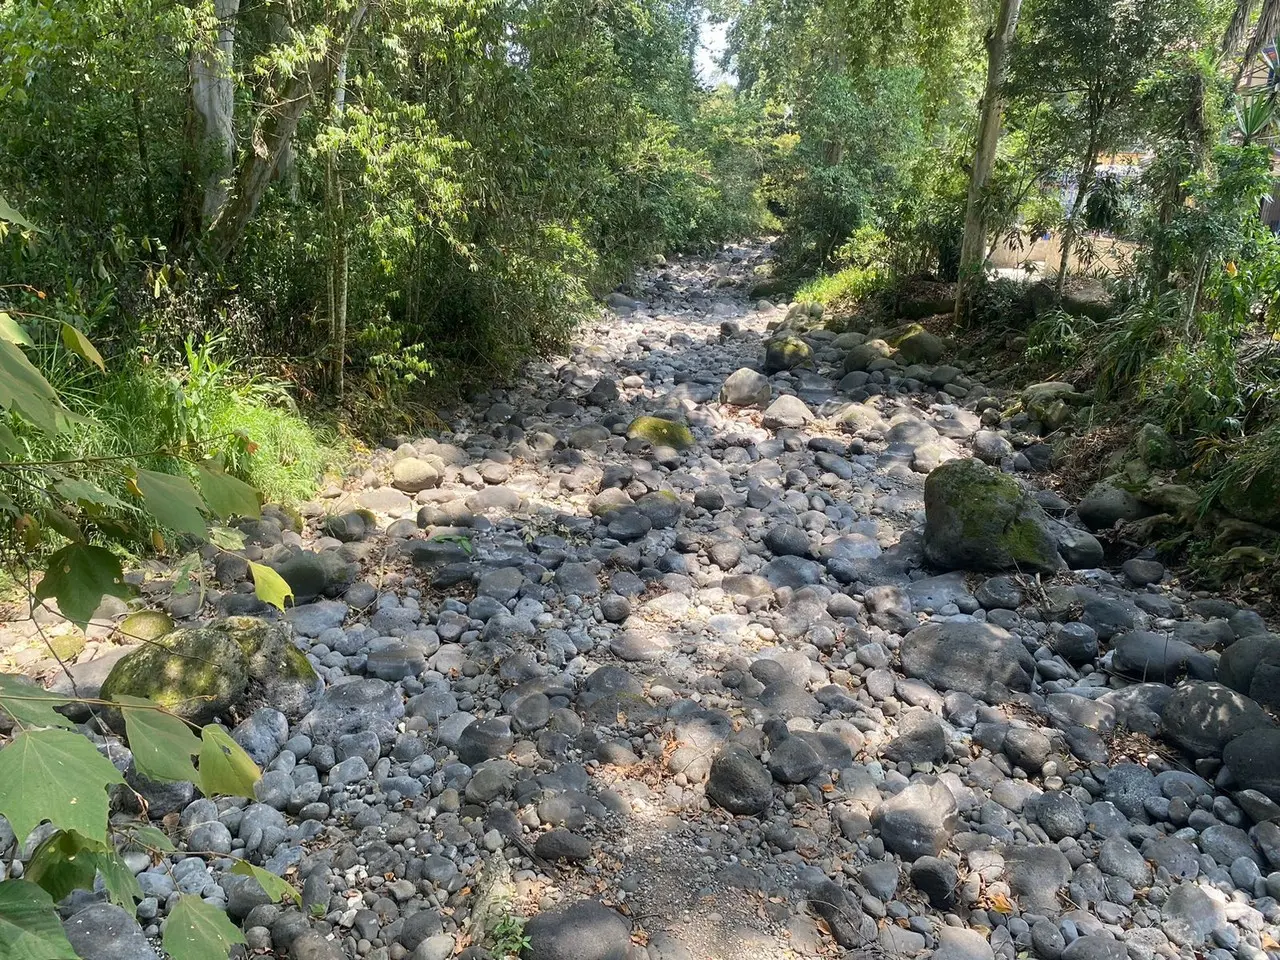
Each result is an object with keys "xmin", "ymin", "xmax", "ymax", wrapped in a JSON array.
[
  {"xmin": 626, "ymin": 415, "xmax": 694, "ymax": 451},
  {"xmin": 100, "ymin": 617, "xmax": 321, "ymax": 724},
  {"xmin": 891, "ymin": 324, "xmax": 947, "ymax": 365},
  {"xmin": 763, "ymin": 335, "xmax": 813, "ymax": 373},
  {"xmin": 1220, "ymin": 471, "xmax": 1280, "ymax": 528},
  {"xmin": 924, "ymin": 459, "xmax": 1066, "ymax": 574}
]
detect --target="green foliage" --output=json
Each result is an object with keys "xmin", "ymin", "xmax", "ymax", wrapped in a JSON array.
[
  {"xmin": 794, "ymin": 236, "xmax": 888, "ymax": 307},
  {"xmin": 1026, "ymin": 308, "xmax": 1096, "ymax": 365},
  {"xmin": 0, "ymin": 0, "xmax": 765, "ymax": 407},
  {"xmin": 0, "ymin": 729, "xmax": 124, "ymax": 843},
  {"xmin": 490, "ymin": 914, "xmax": 532, "ymax": 960},
  {"xmin": 163, "ymin": 895, "xmax": 248, "ymax": 960},
  {"xmin": 0, "ymin": 672, "xmax": 274, "ymax": 958},
  {"xmin": 0, "ymin": 881, "xmax": 79, "ymax": 960}
]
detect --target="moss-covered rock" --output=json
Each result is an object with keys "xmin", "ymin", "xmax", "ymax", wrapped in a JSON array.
[
  {"xmin": 843, "ymin": 339, "xmax": 893, "ymax": 373},
  {"xmin": 747, "ymin": 276, "xmax": 795, "ymax": 300},
  {"xmin": 1022, "ymin": 381, "xmax": 1090, "ymax": 432},
  {"xmin": 48, "ymin": 633, "xmax": 86, "ymax": 662},
  {"xmin": 924, "ymin": 459, "xmax": 1065, "ymax": 574},
  {"xmin": 100, "ymin": 616, "xmax": 321, "ymax": 724},
  {"xmin": 626, "ymin": 416, "xmax": 694, "ymax": 451},
  {"xmin": 891, "ymin": 324, "xmax": 947, "ymax": 365},
  {"xmin": 119, "ymin": 610, "xmax": 174, "ymax": 642},
  {"xmin": 1221, "ymin": 472, "xmax": 1280, "ymax": 528},
  {"xmin": 1132, "ymin": 423, "xmax": 1179, "ymax": 467},
  {"xmin": 764, "ymin": 336, "xmax": 814, "ymax": 374}
]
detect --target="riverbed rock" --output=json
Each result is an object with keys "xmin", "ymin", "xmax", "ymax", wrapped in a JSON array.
[
  {"xmin": 922, "ymin": 459, "xmax": 1065, "ymax": 573},
  {"xmin": 100, "ymin": 617, "xmax": 320, "ymax": 724}
]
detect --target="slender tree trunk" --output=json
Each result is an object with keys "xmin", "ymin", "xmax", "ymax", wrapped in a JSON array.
[
  {"xmin": 130, "ymin": 89, "xmax": 157, "ymax": 230},
  {"xmin": 955, "ymin": 0, "xmax": 1023, "ymax": 322},
  {"xmin": 202, "ymin": 69, "xmax": 316, "ymax": 265},
  {"xmin": 325, "ymin": 2, "xmax": 367, "ymax": 399},
  {"xmin": 1055, "ymin": 134, "xmax": 1100, "ymax": 297},
  {"xmin": 189, "ymin": 0, "xmax": 241, "ymax": 225}
]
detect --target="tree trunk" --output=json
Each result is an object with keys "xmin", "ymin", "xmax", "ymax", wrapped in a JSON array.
[
  {"xmin": 130, "ymin": 89, "xmax": 157, "ymax": 230},
  {"xmin": 954, "ymin": 0, "xmax": 1023, "ymax": 322},
  {"xmin": 1055, "ymin": 136, "xmax": 1100, "ymax": 297},
  {"xmin": 201, "ymin": 70, "xmax": 316, "ymax": 266},
  {"xmin": 324, "ymin": 2, "xmax": 367, "ymax": 399},
  {"xmin": 189, "ymin": 0, "xmax": 241, "ymax": 225}
]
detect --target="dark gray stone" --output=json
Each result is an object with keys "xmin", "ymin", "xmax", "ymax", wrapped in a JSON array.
[
  {"xmin": 899, "ymin": 622, "xmax": 1035, "ymax": 702},
  {"xmin": 523, "ymin": 900, "xmax": 631, "ymax": 960},
  {"xmin": 707, "ymin": 746, "xmax": 773, "ymax": 815},
  {"xmin": 63, "ymin": 903, "xmax": 158, "ymax": 960},
  {"xmin": 1161, "ymin": 682, "xmax": 1275, "ymax": 759}
]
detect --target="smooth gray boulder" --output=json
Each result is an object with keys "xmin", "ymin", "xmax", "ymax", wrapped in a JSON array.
[{"xmin": 900, "ymin": 622, "xmax": 1036, "ymax": 702}]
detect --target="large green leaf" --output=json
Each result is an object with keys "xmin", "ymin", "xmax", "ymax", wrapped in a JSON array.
[
  {"xmin": 135, "ymin": 470, "xmax": 208, "ymax": 537},
  {"xmin": 118, "ymin": 823, "xmax": 175, "ymax": 854},
  {"xmin": 52, "ymin": 478, "xmax": 127, "ymax": 513},
  {"xmin": 0, "ymin": 196, "xmax": 36, "ymax": 231},
  {"xmin": 0, "ymin": 421, "xmax": 19, "ymax": 456},
  {"xmin": 197, "ymin": 725, "xmax": 259, "ymax": 799},
  {"xmin": 24, "ymin": 829, "xmax": 141, "ymax": 910},
  {"xmin": 0, "ymin": 729, "xmax": 124, "ymax": 845},
  {"xmin": 33, "ymin": 543, "xmax": 132, "ymax": 626},
  {"xmin": 162, "ymin": 895, "xmax": 246, "ymax": 960},
  {"xmin": 0, "ymin": 880, "xmax": 78, "ymax": 960},
  {"xmin": 249, "ymin": 561, "xmax": 293, "ymax": 612},
  {"xmin": 195, "ymin": 466, "xmax": 260, "ymax": 520},
  {"xmin": 0, "ymin": 675, "xmax": 73, "ymax": 730},
  {"xmin": 25, "ymin": 830, "xmax": 100, "ymax": 902},
  {"xmin": 92, "ymin": 848, "xmax": 143, "ymax": 909},
  {"xmin": 40, "ymin": 507, "xmax": 83, "ymax": 544},
  {"xmin": 228, "ymin": 860, "xmax": 300, "ymax": 904},
  {"xmin": 0, "ymin": 312, "xmax": 32, "ymax": 347},
  {"xmin": 117, "ymin": 696, "xmax": 200, "ymax": 784},
  {"xmin": 58, "ymin": 323, "xmax": 104, "ymax": 372},
  {"xmin": 0, "ymin": 341, "xmax": 60, "ymax": 435}
]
